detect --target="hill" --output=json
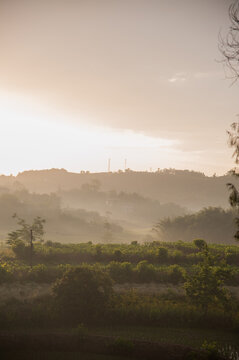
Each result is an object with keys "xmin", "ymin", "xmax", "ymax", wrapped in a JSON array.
[{"xmin": 0, "ymin": 168, "xmax": 233, "ymax": 210}]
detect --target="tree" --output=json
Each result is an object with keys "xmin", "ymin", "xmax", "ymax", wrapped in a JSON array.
[
  {"xmin": 219, "ymin": 0, "xmax": 239, "ymax": 82},
  {"xmin": 220, "ymin": 1, "xmax": 239, "ymax": 239},
  {"xmin": 184, "ymin": 242, "xmax": 232, "ymax": 314},
  {"xmin": 7, "ymin": 214, "xmax": 45, "ymax": 261},
  {"xmin": 53, "ymin": 266, "xmax": 113, "ymax": 324},
  {"xmin": 227, "ymin": 122, "xmax": 239, "ymax": 240},
  {"xmin": 193, "ymin": 239, "xmax": 208, "ymax": 251}
]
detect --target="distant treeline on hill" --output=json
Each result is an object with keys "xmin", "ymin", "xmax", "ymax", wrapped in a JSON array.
[
  {"xmin": 59, "ymin": 188, "xmax": 186, "ymax": 225},
  {"xmin": 156, "ymin": 207, "xmax": 237, "ymax": 244},
  {"xmin": 0, "ymin": 190, "xmax": 125, "ymax": 243},
  {"xmin": 0, "ymin": 168, "xmax": 232, "ymax": 210}
]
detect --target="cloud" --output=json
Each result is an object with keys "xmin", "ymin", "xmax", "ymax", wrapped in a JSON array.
[
  {"xmin": 168, "ymin": 72, "xmax": 187, "ymax": 83},
  {"xmin": 193, "ymin": 71, "xmax": 222, "ymax": 79},
  {"xmin": 0, "ymin": 0, "xmax": 237, "ymax": 163}
]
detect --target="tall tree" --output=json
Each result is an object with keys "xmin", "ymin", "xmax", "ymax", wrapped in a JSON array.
[
  {"xmin": 220, "ymin": 1, "xmax": 239, "ymax": 239},
  {"xmin": 219, "ymin": 0, "xmax": 239, "ymax": 82},
  {"xmin": 7, "ymin": 214, "xmax": 45, "ymax": 263},
  {"xmin": 227, "ymin": 122, "xmax": 239, "ymax": 240}
]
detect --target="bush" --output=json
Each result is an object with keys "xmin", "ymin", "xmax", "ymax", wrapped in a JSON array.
[
  {"xmin": 53, "ymin": 266, "xmax": 113, "ymax": 324},
  {"xmin": 136, "ymin": 261, "xmax": 156, "ymax": 282},
  {"xmin": 109, "ymin": 337, "xmax": 134, "ymax": 356},
  {"xmin": 167, "ymin": 265, "xmax": 186, "ymax": 284},
  {"xmin": 107, "ymin": 261, "xmax": 133, "ymax": 283},
  {"xmin": 157, "ymin": 247, "xmax": 168, "ymax": 262},
  {"xmin": 0, "ymin": 264, "xmax": 10, "ymax": 284},
  {"xmin": 28, "ymin": 264, "xmax": 56, "ymax": 283},
  {"xmin": 113, "ymin": 250, "xmax": 123, "ymax": 262},
  {"xmin": 194, "ymin": 239, "xmax": 208, "ymax": 251}
]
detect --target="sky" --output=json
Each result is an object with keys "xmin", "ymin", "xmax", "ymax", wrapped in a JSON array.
[{"xmin": 0, "ymin": 0, "xmax": 238, "ymax": 175}]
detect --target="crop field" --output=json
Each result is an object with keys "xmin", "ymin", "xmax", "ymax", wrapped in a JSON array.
[{"xmin": 0, "ymin": 239, "xmax": 238, "ymax": 359}]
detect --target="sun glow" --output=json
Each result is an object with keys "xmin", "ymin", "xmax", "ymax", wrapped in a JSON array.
[{"xmin": 0, "ymin": 91, "xmax": 181, "ymax": 175}]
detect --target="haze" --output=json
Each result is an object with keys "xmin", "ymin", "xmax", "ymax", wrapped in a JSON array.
[{"xmin": 0, "ymin": 0, "xmax": 238, "ymax": 175}]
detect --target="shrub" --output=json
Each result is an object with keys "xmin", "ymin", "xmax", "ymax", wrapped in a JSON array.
[
  {"xmin": 107, "ymin": 261, "xmax": 133, "ymax": 283},
  {"xmin": 194, "ymin": 239, "xmax": 208, "ymax": 251},
  {"xmin": 0, "ymin": 264, "xmax": 10, "ymax": 284},
  {"xmin": 136, "ymin": 261, "xmax": 156, "ymax": 282},
  {"xmin": 184, "ymin": 252, "xmax": 232, "ymax": 314},
  {"xmin": 167, "ymin": 265, "xmax": 186, "ymax": 284},
  {"xmin": 53, "ymin": 266, "xmax": 113, "ymax": 324},
  {"xmin": 157, "ymin": 247, "xmax": 168, "ymax": 262},
  {"xmin": 113, "ymin": 250, "xmax": 123, "ymax": 262},
  {"xmin": 109, "ymin": 337, "xmax": 134, "ymax": 356}
]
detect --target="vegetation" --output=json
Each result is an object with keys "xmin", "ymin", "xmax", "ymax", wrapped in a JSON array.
[
  {"xmin": 0, "ymin": 168, "xmax": 235, "ymax": 210},
  {"xmin": 7, "ymin": 215, "xmax": 45, "ymax": 261},
  {"xmin": 219, "ymin": 0, "xmax": 239, "ymax": 82},
  {"xmin": 227, "ymin": 122, "xmax": 239, "ymax": 242},
  {"xmin": 0, "ymin": 190, "xmax": 125, "ymax": 243},
  {"xmin": 53, "ymin": 266, "xmax": 113, "ymax": 324},
  {"xmin": 184, "ymin": 243, "xmax": 232, "ymax": 314},
  {"xmin": 0, "ymin": 227, "xmax": 239, "ymax": 359},
  {"xmin": 0, "ymin": 240, "xmax": 239, "ymax": 330},
  {"xmin": 0, "ymin": 1, "xmax": 239, "ymax": 358},
  {"xmin": 155, "ymin": 207, "xmax": 237, "ymax": 244}
]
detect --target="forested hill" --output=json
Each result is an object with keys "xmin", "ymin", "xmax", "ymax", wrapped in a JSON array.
[{"xmin": 0, "ymin": 168, "xmax": 234, "ymax": 210}]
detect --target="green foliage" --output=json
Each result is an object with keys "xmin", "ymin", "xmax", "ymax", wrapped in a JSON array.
[
  {"xmin": 157, "ymin": 207, "xmax": 237, "ymax": 244},
  {"xmin": 136, "ymin": 260, "xmax": 156, "ymax": 282},
  {"xmin": 95, "ymin": 244, "xmax": 102, "ymax": 261},
  {"xmin": 7, "ymin": 215, "xmax": 45, "ymax": 261},
  {"xmin": 53, "ymin": 266, "xmax": 113, "ymax": 323},
  {"xmin": 167, "ymin": 264, "xmax": 186, "ymax": 284},
  {"xmin": 109, "ymin": 337, "xmax": 134, "ymax": 356},
  {"xmin": 75, "ymin": 322, "xmax": 88, "ymax": 336},
  {"xmin": 113, "ymin": 249, "xmax": 123, "ymax": 262},
  {"xmin": 226, "ymin": 121, "xmax": 239, "ymax": 240},
  {"xmin": 10, "ymin": 239, "xmax": 29, "ymax": 259},
  {"xmin": 109, "ymin": 291, "xmax": 239, "ymax": 329},
  {"xmin": 184, "ymin": 244, "xmax": 232, "ymax": 313},
  {"xmin": 201, "ymin": 341, "xmax": 222, "ymax": 360},
  {"xmin": 28, "ymin": 264, "xmax": 50, "ymax": 282},
  {"xmin": 157, "ymin": 247, "xmax": 168, "ymax": 262},
  {"xmin": 1, "ymin": 240, "xmax": 239, "ymax": 286},
  {"xmin": 27, "ymin": 240, "xmax": 239, "ymax": 267},
  {"xmin": 194, "ymin": 239, "xmax": 208, "ymax": 251},
  {"xmin": 0, "ymin": 264, "xmax": 9, "ymax": 284},
  {"xmin": 7, "ymin": 214, "xmax": 45, "ymax": 246},
  {"xmin": 6, "ymin": 215, "xmax": 45, "ymax": 265},
  {"xmin": 107, "ymin": 261, "xmax": 133, "ymax": 283}
]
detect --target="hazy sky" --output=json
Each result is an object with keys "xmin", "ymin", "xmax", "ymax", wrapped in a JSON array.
[{"xmin": 0, "ymin": 0, "xmax": 238, "ymax": 175}]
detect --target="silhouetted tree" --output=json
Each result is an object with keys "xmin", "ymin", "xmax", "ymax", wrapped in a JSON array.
[
  {"xmin": 219, "ymin": 0, "xmax": 239, "ymax": 82},
  {"xmin": 7, "ymin": 214, "xmax": 45, "ymax": 260},
  {"xmin": 154, "ymin": 207, "xmax": 235, "ymax": 244},
  {"xmin": 227, "ymin": 122, "xmax": 239, "ymax": 240}
]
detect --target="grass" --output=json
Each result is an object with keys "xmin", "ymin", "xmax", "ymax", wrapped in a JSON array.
[
  {"xmin": 1, "ymin": 327, "xmax": 238, "ymax": 359},
  {"xmin": 0, "ymin": 352, "xmax": 129, "ymax": 360},
  {"xmin": 90, "ymin": 325, "xmax": 239, "ymax": 349}
]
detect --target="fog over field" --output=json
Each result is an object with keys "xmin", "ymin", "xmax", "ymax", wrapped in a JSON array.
[
  {"xmin": 1, "ymin": 0, "xmax": 239, "ymax": 358},
  {"xmin": 0, "ymin": 168, "xmax": 237, "ymax": 244}
]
